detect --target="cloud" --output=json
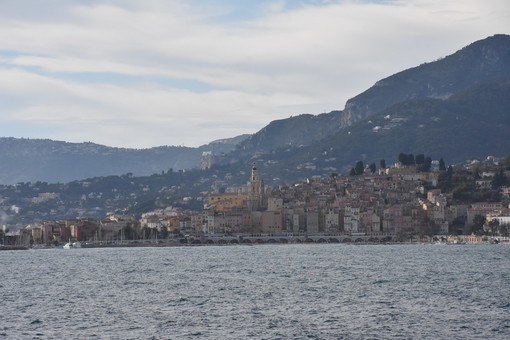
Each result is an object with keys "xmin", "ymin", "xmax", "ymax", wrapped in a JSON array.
[
  {"xmin": 0, "ymin": 67, "xmax": 314, "ymax": 147},
  {"xmin": 0, "ymin": 0, "xmax": 509, "ymax": 147}
]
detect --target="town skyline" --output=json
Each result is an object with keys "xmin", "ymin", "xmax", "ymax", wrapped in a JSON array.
[{"xmin": 2, "ymin": 154, "xmax": 509, "ymax": 248}]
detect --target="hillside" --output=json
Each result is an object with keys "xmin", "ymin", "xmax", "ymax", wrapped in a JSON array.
[
  {"xmin": 0, "ymin": 135, "xmax": 248, "ymax": 184},
  {"xmin": 249, "ymin": 79, "xmax": 510, "ymax": 183},
  {"xmin": 225, "ymin": 34, "xmax": 510, "ymax": 161},
  {"xmin": 1, "ymin": 35, "xmax": 509, "ymax": 186},
  {"xmin": 1, "ymin": 78, "xmax": 509, "ymax": 224},
  {"xmin": 233, "ymin": 111, "xmax": 343, "ymax": 154},
  {"xmin": 342, "ymin": 34, "xmax": 510, "ymax": 122}
]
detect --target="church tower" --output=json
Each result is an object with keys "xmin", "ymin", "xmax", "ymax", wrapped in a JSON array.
[
  {"xmin": 250, "ymin": 162, "xmax": 262, "ymax": 195},
  {"xmin": 247, "ymin": 162, "xmax": 264, "ymax": 211}
]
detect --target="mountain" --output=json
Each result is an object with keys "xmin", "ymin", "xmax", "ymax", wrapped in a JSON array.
[
  {"xmin": 342, "ymin": 34, "xmax": 510, "ymax": 122},
  {"xmin": 1, "ymin": 35, "xmax": 509, "ymax": 186},
  {"xmin": 280, "ymin": 79, "xmax": 510, "ymax": 176},
  {"xmin": 226, "ymin": 34, "xmax": 510, "ymax": 161},
  {"xmin": 208, "ymin": 78, "xmax": 510, "ymax": 186},
  {"xmin": 0, "ymin": 135, "xmax": 249, "ymax": 184},
  {"xmin": 232, "ymin": 110, "xmax": 343, "ymax": 154},
  {"xmin": 1, "ymin": 35, "xmax": 510, "ymax": 224}
]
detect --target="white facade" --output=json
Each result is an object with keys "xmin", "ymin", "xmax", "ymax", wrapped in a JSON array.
[
  {"xmin": 324, "ymin": 211, "xmax": 340, "ymax": 232},
  {"xmin": 344, "ymin": 207, "xmax": 360, "ymax": 232}
]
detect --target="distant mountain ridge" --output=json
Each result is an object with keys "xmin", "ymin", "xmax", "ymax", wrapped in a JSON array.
[
  {"xmin": 1, "ymin": 34, "xmax": 509, "ymax": 185},
  {"xmin": 234, "ymin": 110, "xmax": 343, "ymax": 153},
  {"xmin": 0, "ymin": 135, "xmax": 249, "ymax": 184}
]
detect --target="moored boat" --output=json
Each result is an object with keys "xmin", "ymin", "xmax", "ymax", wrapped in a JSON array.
[{"xmin": 63, "ymin": 241, "xmax": 82, "ymax": 249}]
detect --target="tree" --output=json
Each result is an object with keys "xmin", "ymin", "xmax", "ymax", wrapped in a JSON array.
[
  {"xmin": 159, "ymin": 226, "xmax": 169, "ymax": 239},
  {"xmin": 500, "ymin": 224, "xmax": 509, "ymax": 237},
  {"xmin": 504, "ymin": 156, "xmax": 510, "ymax": 170},
  {"xmin": 471, "ymin": 215, "xmax": 486, "ymax": 235},
  {"xmin": 473, "ymin": 170, "xmax": 481, "ymax": 180},
  {"xmin": 398, "ymin": 153, "xmax": 407, "ymax": 165},
  {"xmin": 380, "ymin": 159, "xmax": 386, "ymax": 169},
  {"xmin": 418, "ymin": 156, "xmax": 432, "ymax": 172},
  {"xmin": 451, "ymin": 216, "xmax": 466, "ymax": 235},
  {"xmin": 355, "ymin": 161, "xmax": 364, "ymax": 175},
  {"xmin": 487, "ymin": 219, "xmax": 500, "ymax": 236},
  {"xmin": 419, "ymin": 217, "xmax": 440, "ymax": 237},
  {"xmin": 492, "ymin": 168, "xmax": 507, "ymax": 187},
  {"xmin": 447, "ymin": 165, "xmax": 453, "ymax": 178},
  {"xmin": 438, "ymin": 171, "xmax": 453, "ymax": 192},
  {"xmin": 416, "ymin": 154, "xmax": 425, "ymax": 165},
  {"xmin": 141, "ymin": 226, "xmax": 155, "ymax": 240},
  {"xmin": 369, "ymin": 163, "xmax": 376, "ymax": 173},
  {"xmin": 122, "ymin": 225, "xmax": 136, "ymax": 240},
  {"xmin": 439, "ymin": 158, "xmax": 446, "ymax": 171},
  {"xmin": 408, "ymin": 154, "xmax": 415, "ymax": 166},
  {"xmin": 398, "ymin": 153, "xmax": 415, "ymax": 166}
]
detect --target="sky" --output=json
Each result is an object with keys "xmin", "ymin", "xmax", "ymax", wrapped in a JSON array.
[{"xmin": 0, "ymin": 0, "xmax": 509, "ymax": 149}]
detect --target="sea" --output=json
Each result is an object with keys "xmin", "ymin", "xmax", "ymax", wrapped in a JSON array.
[{"xmin": 1, "ymin": 244, "xmax": 509, "ymax": 339}]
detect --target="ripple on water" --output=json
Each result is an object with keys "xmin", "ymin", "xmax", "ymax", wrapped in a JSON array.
[{"xmin": 1, "ymin": 244, "xmax": 509, "ymax": 339}]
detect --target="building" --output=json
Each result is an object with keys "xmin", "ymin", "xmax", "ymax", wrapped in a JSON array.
[
  {"xmin": 467, "ymin": 202, "xmax": 503, "ymax": 225},
  {"xmin": 344, "ymin": 206, "xmax": 360, "ymax": 233},
  {"xmin": 247, "ymin": 163, "xmax": 265, "ymax": 211},
  {"xmin": 208, "ymin": 192, "xmax": 248, "ymax": 212}
]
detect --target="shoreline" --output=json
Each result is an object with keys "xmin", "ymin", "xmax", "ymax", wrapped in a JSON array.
[{"xmin": 3, "ymin": 240, "xmax": 507, "ymax": 251}]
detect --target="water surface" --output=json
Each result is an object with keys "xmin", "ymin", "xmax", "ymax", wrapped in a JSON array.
[{"xmin": 1, "ymin": 244, "xmax": 509, "ymax": 339}]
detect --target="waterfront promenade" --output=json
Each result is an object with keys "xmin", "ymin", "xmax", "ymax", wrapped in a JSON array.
[{"xmin": 78, "ymin": 233, "xmax": 507, "ymax": 247}]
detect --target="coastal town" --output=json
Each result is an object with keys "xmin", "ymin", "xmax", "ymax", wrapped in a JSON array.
[{"xmin": 1, "ymin": 155, "xmax": 510, "ymax": 248}]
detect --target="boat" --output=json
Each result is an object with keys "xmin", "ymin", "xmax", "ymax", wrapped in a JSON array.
[{"xmin": 63, "ymin": 241, "xmax": 82, "ymax": 249}]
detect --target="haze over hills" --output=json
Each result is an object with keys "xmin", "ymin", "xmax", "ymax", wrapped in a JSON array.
[
  {"xmin": 0, "ymin": 34, "xmax": 509, "ymax": 185},
  {"xmin": 0, "ymin": 135, "xmax": 248, "ymax": 184}
]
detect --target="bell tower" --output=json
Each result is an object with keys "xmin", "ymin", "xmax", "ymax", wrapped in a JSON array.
[
  {"xmin": 247, "ymin": 162, "xmax": 264, "ymax": 211},
  {"xmin": 250, "ymin": 163, "xmax": 261, "ymax": 195}
]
